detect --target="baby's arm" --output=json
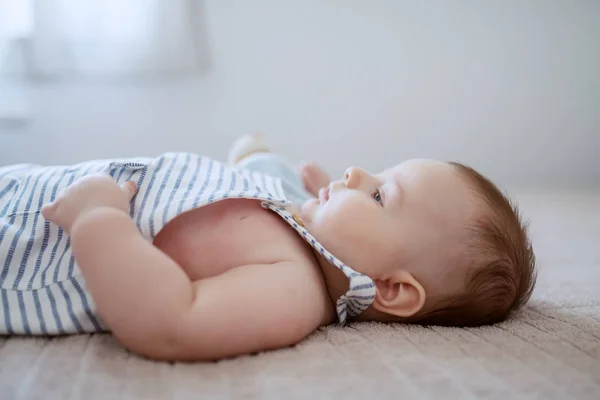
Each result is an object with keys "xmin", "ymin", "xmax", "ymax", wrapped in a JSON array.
[
  {"xmin": 43, "ymin": 173, "xmax": 329, "ymax": 360},
  {"xmin": 69, "ymin": 208, "xmax": 194, "ymax": 351},
  {"xmin": 70, "ymin": 208, "xmax": 327, "ymax": 360}
]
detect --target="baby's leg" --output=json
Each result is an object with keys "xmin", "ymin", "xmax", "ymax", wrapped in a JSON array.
[
  {"xmin": 228, "ymin": 134, "xmax": 318, "ymax": 205},
  {"xmin": 227, "ymin": 133, "xmax": 271, "ymax": 166}
]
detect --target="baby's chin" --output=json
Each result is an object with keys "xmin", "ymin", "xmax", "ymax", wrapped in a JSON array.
[{"xmin": 299, "ymin": 198, "xmax": 320, "ymax": 224}]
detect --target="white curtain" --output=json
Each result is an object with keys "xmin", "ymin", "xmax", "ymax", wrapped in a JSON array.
[{"xmin": 0, "ymin": 0, "xmax": 202, "ymax": 78}]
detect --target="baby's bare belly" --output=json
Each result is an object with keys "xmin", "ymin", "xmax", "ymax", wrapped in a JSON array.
[{"xmin": 153, "ymin": 199, "xmax": 311, "ymax": 280}]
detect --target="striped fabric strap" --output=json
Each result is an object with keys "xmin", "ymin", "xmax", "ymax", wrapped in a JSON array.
[{"xmin": 262, "ymin": 203, "xmax": 376, "ymax": 325}]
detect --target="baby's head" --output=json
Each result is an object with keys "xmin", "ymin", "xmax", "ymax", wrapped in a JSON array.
[{"xmin": 300, "ymin": 159, "xmax": 536, "ymax": 327}]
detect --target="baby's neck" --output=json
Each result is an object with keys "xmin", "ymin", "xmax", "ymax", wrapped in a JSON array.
[
  {"xmin": 310, "ymin": 248, "xmax": 389, "ymax": 323},
  {"xmin": 310, "ymin": 248, "xmax": 353, "ymax": 321},
  {"xmin": 288, "ymin": 203, "xmax": 358, "ymax": 323}
]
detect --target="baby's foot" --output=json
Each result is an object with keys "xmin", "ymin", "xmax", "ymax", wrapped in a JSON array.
[
  {"xmin": 228, "ymin": 133, "xmax": 271, "ymax": 166},
  {"xmin": 299, "ymin": 161, "xmax": 331, "ymax": 197}
]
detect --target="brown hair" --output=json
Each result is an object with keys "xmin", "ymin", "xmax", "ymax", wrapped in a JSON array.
[{"xmin": 406, "ymin": 162, "xmax": 537, "ymax": 327}]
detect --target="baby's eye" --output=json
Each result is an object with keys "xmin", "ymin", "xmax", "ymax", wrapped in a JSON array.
[{"xmin": 372, "ymin": 189, "xmax": 383, "ymax": 205}]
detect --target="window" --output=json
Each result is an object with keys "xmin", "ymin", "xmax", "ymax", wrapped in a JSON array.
[
  {"xmin": 0, "ymin": 0, "xmax": 204, "ymax": 123},
  {"xmin": 0, "ymin": 0, "xmax": 32, "ymax": 75},
  {"xmin": 0, "ymin": 0, "xmax": 203, "ymax": 78}
]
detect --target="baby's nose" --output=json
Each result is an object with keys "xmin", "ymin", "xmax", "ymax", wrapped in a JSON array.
[
  {"xmin": 344, "ymin": 167, "xmax": 364, "ymax": 188},
  {"xmin": 344, "ymin": 168, "xmax": 352, "ymax": 181}
]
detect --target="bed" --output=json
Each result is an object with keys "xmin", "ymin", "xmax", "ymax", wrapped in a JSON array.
[{"xmin": 1, "ymin": 189, "xmax": 599, "ymax": 399}]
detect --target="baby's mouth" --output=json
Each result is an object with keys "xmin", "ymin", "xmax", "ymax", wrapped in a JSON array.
[{"xmin": 318, "ymin": 187, "xmax": 330, "ymax": 204}]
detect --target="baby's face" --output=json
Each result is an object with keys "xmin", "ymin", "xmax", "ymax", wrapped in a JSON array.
[{"xmin": 301, "ymin": 159, "xmax": 478, "ymax": 298}]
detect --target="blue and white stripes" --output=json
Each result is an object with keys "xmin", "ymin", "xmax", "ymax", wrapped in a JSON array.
[{"xmin": 0, "ymin": 152, "xmax": 375, "ymax": 334}]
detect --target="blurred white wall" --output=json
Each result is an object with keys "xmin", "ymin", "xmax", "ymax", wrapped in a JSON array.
[{"xmin": 1, "ymin": 0, "xmax": 599, "ymax": 189}]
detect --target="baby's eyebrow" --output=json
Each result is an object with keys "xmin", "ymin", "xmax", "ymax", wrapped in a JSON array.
[{"xmin": 383, "ymin": 176, "xmax": 404, "ymax": 208}]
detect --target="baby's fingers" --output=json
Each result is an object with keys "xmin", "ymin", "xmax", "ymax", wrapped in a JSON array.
[
  {"xmin": 41, "ymin": 201, "xmax": 57, "ymax": 221},
  {"xmin": 122, "ymin": 181, "xmax": 138, "ymax": 201}
]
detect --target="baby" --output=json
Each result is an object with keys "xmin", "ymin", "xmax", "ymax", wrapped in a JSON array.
[{"xmin": 0, "ymin": 135, "xmax": 536, "ymax": 361}]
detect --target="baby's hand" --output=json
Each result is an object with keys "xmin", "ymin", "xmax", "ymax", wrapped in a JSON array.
[
  {"xmin": 41, "ymin": 174, "xmax": 137, "ymax": 233},
  {"xmin": 299, "ymin": 161, "xmax": 330, "ymax": 197}
]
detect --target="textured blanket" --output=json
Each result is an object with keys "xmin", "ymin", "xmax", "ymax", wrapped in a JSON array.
[{"xmin": 1, "ymin": 190, "xmax": 599, "ymax": 399}]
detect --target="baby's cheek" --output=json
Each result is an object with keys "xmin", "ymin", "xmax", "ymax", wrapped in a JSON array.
[
  {"xmin": 319, "ymin": 201, "xmax": 355, "ymax": 230},
  {"xmin": 317, "ymin": 205, "xmax": 368, "ymax": 246}
]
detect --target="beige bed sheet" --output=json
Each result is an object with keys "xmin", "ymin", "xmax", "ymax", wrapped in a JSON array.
[{"xmin": 1, "ymin": 190, "xmax": 599, "ymax": 400}]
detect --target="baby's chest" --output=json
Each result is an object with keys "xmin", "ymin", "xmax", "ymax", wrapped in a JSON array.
[{"xmin": 153, "ymin": 199, "xmax": 309, "ymax": 280}]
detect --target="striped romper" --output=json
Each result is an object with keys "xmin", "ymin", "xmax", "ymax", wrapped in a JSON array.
[{"xmin": 0, "ymin": 152, "xmax": 376, "ymax": 335}]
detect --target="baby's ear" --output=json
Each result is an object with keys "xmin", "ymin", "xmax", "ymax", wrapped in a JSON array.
[{"xmin": 372, "ymin": 271, "xmax": 426, "ymax": 318}]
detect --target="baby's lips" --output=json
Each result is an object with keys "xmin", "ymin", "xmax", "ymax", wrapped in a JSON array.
[{"xmin": 318, "ymin": 187, "xmax": 330, "ymax": 203}]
